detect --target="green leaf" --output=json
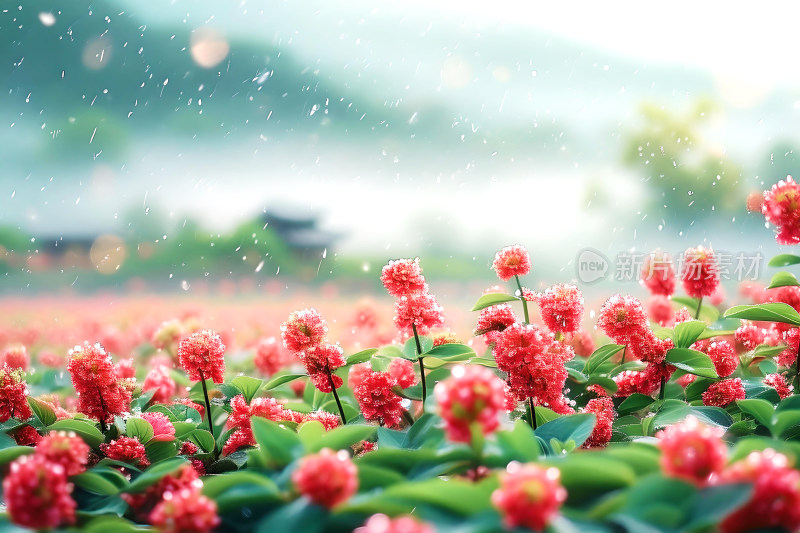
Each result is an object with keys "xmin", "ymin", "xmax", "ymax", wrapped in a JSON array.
[
  {"xmin": 257, "ymin": 499, "xmax": 326, "ymax": 533},
  {"xmin": 346, "ymin": 348, "xmax": 378, "ymax": 366},
  {"xmin": 146, "ymin": 440, "xmax": 179, "ymax": 464},
  {"xmin": 685, "ymin": 483, "xmax": 753, "ymax": 531},
  {"xmin": 27, "ymin": 397, "xmax": 56, "ymax": 426},
  {"xmin": 0, "ymin": 446, "xmax": 34, "ymax": 466},
  {"xmin": 403, "ymin": 336, "xmax": 433, "ymax": 359},
  {"xmin": 232, "ymin": 376, "xmax": 263, "ymax": 404},
  {"xmin": 126, "ymin": 417, "xmax": 154, "ymax": 444},
  {"xmin": 535, "ymin": 413, "xmax": 597, "ymax": 451},
  {"xmin": 774, "ymin": 410, "xmax": 800, "ymax": 438},
  {"xmin": 768, "ymin": 271, "xmax": 800, "ymax": 289},
  {"xmin": 584, "ymin": 344, "xmax": 625, "ymax": 374},
  {"xmin": 495, "ymin": 419, "xmax": 541, "ymax": 462},
  {"xmin": 130, "ymin": 389, "xmax": 156, "ymax": 412},
  {"xmin": 263, "ymin": 373, "xmax": 306, "ymax": 391},
  {"xmin": 172, "ymin": 421, "xmax": 198, "ymax": 440},
  {"xmin": 125, "ymin": 457, "xmax": 187, "ymax": 493},
  {"xmin": 665, "ymin": 348, "xmax": 718, "ymax": 378},
  {"xmin": 555, "ymin": 454, "xmax": 637, "ymax": 505},
  {"xmin": 47, "ymin": 419, "xmax": 104, "ymax": 449},
  {"xmin": 567, "ymin": 367, "xmax": 588, "ymax": 383},
  {"xmin": 250, "ymin": 416, "xmax": 303, "ymax": 468},
  {"xmin": 73, "ymin": 468, "xmax": 128, "ymax": 495},
  {"xmin": 146, "ymin": 403, "xmax": 202, "ymax": 424},
  {"xmin": 82, "ymin": 516, "xmax": 147, "ymax": 533},
  {"xmin": 769, "ymin": 254, "xmax": 800, "ymax": 267},
  {"xmin": 422, "ymin": 343, "xmax": 476, "ymax": 361},
  {"xmin": 468, "ymin": 357, "xmax": 498, "ymax": 368},
  {"xmin": 672, "ymin": 296, "xmax": 720, "ymax": 323},
  {"xmin": 724, "ymin": 302, "xmax": 800, "ymax": 326},
  {"xmin": 652, "ymin": 400, "xmax": 733, "ymax": 431},
  {"xmin": 202, "ymin": 470, "xmax": 278, "ymax": 499},
  {"xmin": 471, "ymin": 292, "xmax": 519, "ymax": 311},
  {"xmin": 617, "ymin": 394, "xmax": 656, "ymax": 416},
  {"xmin": 357, "ymin": 464, "xmax": 407, "ymax": 490},
  {"xmin": 736, "ymin": 399, "xmax": 775, "ymax": 431},
  {"xmin": 672, "ymin": 320, "xmax": 707, "ymax": 349},
  {"xmin": 189, "ymin": 429, "xmax": 216, "ymax": 453},
  {"xmin": 305, "ymin": 424, "xmax": 377, "ymax": 453},
  {"xmin": 753, "ymin": 344, "xmax": 789, "ymax": 359}
]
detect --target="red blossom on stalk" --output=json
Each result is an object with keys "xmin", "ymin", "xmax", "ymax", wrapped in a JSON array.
[
  {"xmin": 150, "ymin": 488, "xmax": 220, "ymax": 533},
  {"xmin": 292, "ymin": 448, "xmax": 358, "ymax": 509},
  {"xmin": 567, "ymin": 329, "xmax": 596, "ymax": 357},
  {"xmin": 629, "ymin": 333, "xmax": 674, "ymax": 364},
  {"xmin": 253, "ymin": 336, "xmax": 286, "ymax": 376},
  {"xmin": 67, "ymin": 342, "xmax": 131, "ymax": 423},
  {"xmin": 35, "ymin": 431, "xmax": 90, "ymax": 476},
  {"xmin": 768, "ymin": 285, "xmax": 800, "ymax": 313},
  {"xmin": 14, "ymin": 425, "xmax": 42, "ymax": 446},
  {"xmin": 0, "ymin": 364, "xmax": 32, "ymax": 422},
  {"xmin": 762, "ymin": 175, "xmax": 800, "ymax": 245},
  {"xmin": 581, "ymin": 397, "xmax": 615, "ymax": 449},
  {"xmin": 475, "ymin": 304, "xmax": 518, "ymax": 345},
  {"xmin": 734, "ymin": 321, "xmax": 766, "ymax": 351},
  {"xmin": 535, "ymin": 284, "xmax": 584, "ymax": 335},
  {"xmin": 492, "ymin": 244, "xmax": 532, "ymax": 281},
  {"xmin": 656, "ymin": 416, "xmax": 727, "ymax": 485},
  {"xmin": 143, "ymin": 365, "xmax": 177, "ymax": 404},
  {"xmin": 718, "ymin": 449, "xmax": 800, "ymax": 533},
  {"xmin": 614, "ymin": 363, "xmax": 675, "ymax": 398},
  {"xmin": 3, "ymin": 455, "xmax": 76, "ymax": 530},
  {"xmin": 354, "ymin": 514, "xmax": 435, "ymax": 533},
  {"xmin": 177, "ymin": 330, "xmax": 226, "ymax": 383},
  {"xmin": 491, "ymin": 462, "xmax": 566, "ymax": 531},
  {"xmin": 597, "ymin": 294, "xmax": 649, "ymax": 345},
  {"xmin": 394, "ymin": 291, "xmax": 446, "ymax": 336},
  {"xmin": 702, "ymin": 378, "xmax": 746, "ymax": 407},
  {"xmin": 648, "ymin": 295, "xmax": 675, "ymax": 327},
  {"xmin": 115, "ymin": 358, "xmax": 136, "ymax": 379},
  {"xmin": 764, "ymin": 373, "xmax": 793, "ymax": 398},
  {"xmin": 223, "ymin": 395, "xmax": 307, "ymax": 455},
  {"xmin": 100, "ymin": 436, "xmax": 150, "ymax": 468},
  {"xmin": 435, "ymin": 365, "xmax": 506, "ymax": 443},
  {"xmin": 681, "ymin": 246, "xmax": 720, "ymax": 298},
  {"xmin": 281, "ymin": 308, "xmax": 328, "ymax": 355},
  {"xmin": 1, "ymin": 344, "xmax": 29, "ymax": 371},
  {"xmin": 303, "ymin": 342, "xmax": 346, "ymax": 393},
  {"xmin": 349, "ymin": 363, "xmax": 406, "ymax": 428},
  {"xmin": 381, "ymin": 258, "xmax": 427, "ymax": 297},
  {"xmin": 641, "ymin": 250, "xmax": 676, "ymax": 296},
  {"xmin": 706, "ymin": 341, "xmax": 738, "ymax": 377},
  {"xmin": 388, "ymin": 357, "xmax": 417, "ymax": 388}
]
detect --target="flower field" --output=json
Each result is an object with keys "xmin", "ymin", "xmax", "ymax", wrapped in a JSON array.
[{"xmin": 5, "ymin": 179, "xmax": 800, "ymax": 532}]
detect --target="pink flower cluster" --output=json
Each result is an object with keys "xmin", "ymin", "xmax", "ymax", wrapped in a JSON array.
[
  {"xmin": 349, "ymin": 359, "xmax": 414, "ymax": 429},
  {"xmin": 762, "ymin": 175, "xmax": 800, "ymax": 244},
  {"xmin": 534, "ymin": 284, "xmax": 584, "ymax": 335},
  {"xmin": 0, "ymin": 364, "xmax": 32, "ymax": 422},
  {"xmin": 281, "ymin": 309, "xmax": 346, "ymax": 392},
  {"xmin": 177, "ymin": 330, "xmax": 226, "ymax": 383},
  {"xmin": 434, "ymin": 365, "xmax": 506, "ymax": 443},
  {"xmin": 680, "ymin": 246, "xmax": 720, "ymax": 299},
  {"xmin": 354, "ymin": 514, "xmax": 434, "ymax": 533},
  {"xmin": 292, "ymin": 448, "xmax": 358, "ymax": 509},
  {"xmin": 491, "ymin": 462, "xmax": 566, "ymax": 531},
  {"xmin": 491, "ymin": 244, "xmax": 532, "ymax": 282},
  {"xmin": 641, "ymin": 250, "xmax": 676, "ymax": 296}
]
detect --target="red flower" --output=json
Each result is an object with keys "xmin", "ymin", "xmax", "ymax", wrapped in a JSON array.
[
  {"xmin": 762, "ymin": 175, "xmax": 800, "ymax": 245},
  {"xmin": 734, "ymin": 321, "xmax": 766, "ymax": 351},
  {"xmin": 253, "ymin": 336, "xmax": 286, "ymax": 377},
  {"xmin": 629, "ymin": 332, "xmax": 674, "ymax": 364},
  {"xmin": 702, "ymin": 378, "xmax": 746, "ymax": 407},
  {"xmin": 35, "ymin": 431, "xmax": 90, "ymax": 476},
  {"xmin": 648, "ymin": 295, "xmax": 675, "ymax": 327},
  {"xmin": 393, "ymin": 292, "xmax": 446, "ymax": 336},
  {"xmin": 142, "ymin": 412, "xmax": 176, "ymax": 442},
  {"xmin": 173, "ymin": 398, "xmax": 206, "ymax": 419},
  {"xmin": 764, "ymin": 373, "xmax": 793, "ymax": 399},
  {"xmin": 281, "ymin": 308, "xmax": 328, "ymax": 355},
  {"xmin": 179, "ymin": 441, "xmax": 198, "ymax": 455},
  {"xmin": 706, "ymin": 341, "xmax": 738, "ymax": 378},
  {"xmin": 432, "ymin": 330, "xmax": 460, "ymax": 346},
  {"xmin": 656, "ymin": 415, "xmax": 726, "ymax": 485},
  {"xmin": 535, "ymin": 284, "xmax": 584, "ymax": 335},
  {"xmin": 143, "ymin": 366, "xmax": 177, "ymax": 404},
  {"xmin": 349, "ymin": 363, "xmax": 406, "ymax": 428},
  {"xmin": 100, "ymin": 436, "xmax": 150, "ymax": 468},
  {"xmin": 491, "ymin": 462, "xmax": 566, "ymax": 531},
  {"xmin": 597, "ymin": 295, "xmax": 649, "ymax": 345},
  {"xmin": 3, "ymin": 455, "xmax": 76, "ymax": 529},
  {"xmin": 292, "ymin": 448, "xmax": 358, "ymax": 509},
  {"xmin": 150, "ymin": 488, "xmax": 220, "ymax": 533},
  {"xmin": 177, "ymin": 330, "xmax": 226, "ymax": 383},
  {"xmin": 718, "ymin": 449, "xmax": 800, "ymax": 533},
  {"xmin": 14, "ymin": 424, "xmax": 42, "ymax": 446},
  {"xmin": 123, "ymin": 464, "xmax": 200, "ymax": 521},
  {"xmin": 302, "ymin": 410, "xmax": 340, "ymax": 431},
  {"xmin": 767, "ymin": 285, "xmax": 800, "ymax": 312},
  {"xmin": 681, "ymin": 246, "xmax": 720, "ymax": 299},
  {"xmin": 493, "ymin": 323, "xmax": 570, "ymax": 410},
  {"xmin": 567, "ymin": 330, "xmax": 596, "ymax": 358},
  {"xmin": 475, "ymin": 304, "xmax": 518, "ymax": 345},
  {"xmin": 641, "ymin": 250, "xmax": 676, "ymax": 296},
  {"xmin": 614, "ymin": 363, "xmax": 675, "ymax": 397},
  {"xmin": 388, "ymin": 357, "xmax": 416, "ymax": 389},
  {"xmin": 67, "ymin": 342, "xmax": 132, "ymax": 423},
  {"xmin": 354, "ymin": 514, "xmax": 435, "ymax": 533},
  {"xmin": 381, "ymin": 258, "xmax": 427, "ymax": 297},
  {"xmin": 115, "ymin": 358, "xmax": 136, "ymax": 379},
  {"xmin": 0, "ymin": 364, "xmax": 32, "ymax": 422},
  {"xmin": 434, "ymin": 365, "xmax": 506, "ymax": 443},
  {"xmin": 1, "ymin": 344, "xmax": 29, "ymax": 371},
  {"xmin": 581, "ymin": 397, "xmax": 615, "ymax": 449},
  {"xmin": 303, "ymin": 342, "xmax": 346, "ymax": 393},
  {"xmin": 223, "ymin": 395, "xmax": 305, "ymax": 455},
  {"xmin": 492, "ymin": 244, "xmax": 532, "ymax": 281}
]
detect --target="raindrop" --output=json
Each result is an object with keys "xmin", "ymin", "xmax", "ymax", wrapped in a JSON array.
[{"xmin": 181, "ymin": 280, "xmax": 190, "ymax": 291}]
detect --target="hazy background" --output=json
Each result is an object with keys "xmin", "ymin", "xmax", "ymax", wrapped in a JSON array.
[{"xmin": 2, "ymin": 0, "xmax": 798, "ymax": 296}]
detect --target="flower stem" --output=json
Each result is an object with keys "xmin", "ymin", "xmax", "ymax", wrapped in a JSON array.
[
  {"xmin": 659, "ymin": 376, "xmax": 666, "ymax": 401},
  {"xmin": 412, "ymin": 323, "xmax": 427, "ymax": 408},
  {"xmin": 326, "ymin": 368, "xmax": 348, "ymax": 425},
  {"xmin": 794, "ymin": 342, "xmax": 800, "ymax": 396},
  {"xmin": 621, "ymin": 346, "xmax": 627, "ymax": 364},
  {"xmin": 695, "ymin": 297, "xmax": 703, "ymax": 320},
  {"xmin": 528, "ymin": 398, "xmax": 537, "ymax": 430},
  {"xmin": 198, "ymin": 371, "xmax": 215, "ymax": 440},
  {"xmin": 401, "ymin": 409, "xmax": 416, "ymax": 427},
  {"xmin": 515, "ymin": 275, "xmax": 530, "ymax": 324}
]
